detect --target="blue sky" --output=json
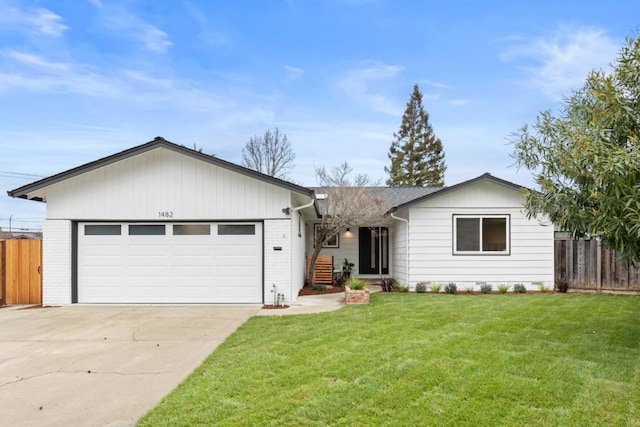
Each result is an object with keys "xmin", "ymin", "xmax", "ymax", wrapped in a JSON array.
[{"xmin": 0, "ymin": 0, "xmax": 638, "ymax": 231}]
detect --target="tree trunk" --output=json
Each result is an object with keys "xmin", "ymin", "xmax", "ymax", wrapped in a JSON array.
[
  {"xmin": 307, "ymin": 226, "xmax": 330, "ymax": 286},
  {"xmin": 307, "ymin": 244, "xmax": 324, "ymax": 286}
]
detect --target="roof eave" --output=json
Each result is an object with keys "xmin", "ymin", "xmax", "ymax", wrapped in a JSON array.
[
  {"xmin": 8, "ymin": 137, "xmax": 314, "ymax": 200},
  {"xmin": 390, "ymin": 173, "xmax": 528, "ymax": 212}
]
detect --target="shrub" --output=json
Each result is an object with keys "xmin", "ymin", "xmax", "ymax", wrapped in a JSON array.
[
  {"xmin": 380, "ymin": 278, "xmax": 396, "ymax": 292},
  {"xmin": 415, "ymin": 282, "xmax": 427, "ymax": 293},
  {"xmin": 464, "ymin": 286, "xmax": 474, "ymax": 294},
  {"xmin": 346, "ymin": 277, "xmax": 367, "ymax": 290},
  {"xmin": 480, "ymin": 284, "xmax": 492, "ymax": 294},
  {"xmin": 430, "ymin": 283, "xmax": 442, "ymax": 293},
  {"xmin": 539, "ymin": 283, "xmax": 550, "ymax": 293},
  {"xmin": 513, "ymin": 283, "xmax": 527, "ymax": 293},
  {"xmin": 395, "ymin": 284, "xmax": 409, "ymax": 293},
  {"xmin": 556, "ymin": 281, "xmax": 569, "ymax": 293},
  {"xmin": 497, "ymin": 283, "xmax": 510, "ymax": 294},
  {"xmin": 444, "ymin": 282, "xmax": 458, "ymax": 295}
]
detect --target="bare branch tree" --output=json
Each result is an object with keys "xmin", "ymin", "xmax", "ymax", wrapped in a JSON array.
[
  {"xmin": 241, "ymin": 128, "xmax": 295, "ymax": 179},
  {"xmin": 308, "ymin": 162, "xmax": 391, "ymax": 285}
]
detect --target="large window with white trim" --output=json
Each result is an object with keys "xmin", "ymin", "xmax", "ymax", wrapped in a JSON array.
[{"xmin": 453, "ymin": 215, "xmax": 510, "ymax": 254}]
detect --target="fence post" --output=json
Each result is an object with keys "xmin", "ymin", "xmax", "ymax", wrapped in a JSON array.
[
  {"xmin": 596, "ymin": 239, "xmax": 602, "ymax": 292},
  {"xmin": 0, "ymin": 240, "xmax": 5, "ymax": 306}
]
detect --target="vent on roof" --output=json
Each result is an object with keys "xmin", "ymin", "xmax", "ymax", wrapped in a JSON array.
[{"xmin": 316, "ymin": 194, "xmax": 327, "ymax": 200}]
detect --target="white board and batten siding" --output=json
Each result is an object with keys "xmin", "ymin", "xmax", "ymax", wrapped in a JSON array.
[
  {"xmin": 290, "ymin": 211, "xmax": 307, "ymax": 300},
  {"xmin": 390, "ymin": 213, "xmax": 409, "ymax": 285},
  {"xmin": 404, "ymin": 180, "xmax": 554, "ymax": 290},
  {"xmin": 44, "ymin": 148, "xmax": 292, "ymax": 220},
  {"xmin": 305, "ymin": 227, "xmax": 359, "ymax": 270}
]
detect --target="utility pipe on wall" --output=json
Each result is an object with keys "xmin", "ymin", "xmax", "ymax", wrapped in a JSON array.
[{"xmin": 390, "ymin": 212, "xmax": 409, "ymax": 285}]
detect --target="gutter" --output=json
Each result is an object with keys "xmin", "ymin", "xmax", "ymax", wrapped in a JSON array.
[
  {"xmin": 291, "ymin": 196, "xmax": 315, "ymax": 212},
  {"xmin": 390, "ymin": 212, "xmax": 409, "ymax": 285}
]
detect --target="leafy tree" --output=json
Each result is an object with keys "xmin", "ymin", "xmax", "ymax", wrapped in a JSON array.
[
  {"xmin": 308, "ymin": 162, "xmax": 391, "ymax": 285},
  {"xmin": 512, "ymin": 35, "xmax": 640, "ymax": 263},
  {"xmin": 385, "ymin": 84, "xmax": 446, "ymax": 187},
  {"xmin": 241, "ymin": 128, "xmax": 295, "ymax": 179}
]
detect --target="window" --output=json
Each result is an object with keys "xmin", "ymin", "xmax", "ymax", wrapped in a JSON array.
[
  {"xmin": 453, "ymin": 215, "xmax": 509, "ymax": 254},
  {"xmin": 173, "ymin": 224, "xmax": 210, "ymax": 235},
  {"xmin": 314, "ymin": 223, "xmax": 339, "ymax": 248},
  {"xmin": 84, "ymin": 224, "xmax": 121, "ymax": 235},
  {"xmin": 129, "ymin": 225, "xmax": 166, "ymax": 235},
  {"xmin": 218, "ymin": 224, "xmax": 255, "ymax": 235}
]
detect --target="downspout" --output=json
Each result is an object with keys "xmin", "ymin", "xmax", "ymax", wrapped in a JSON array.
[
  {"xmin": 289, "ymin": 195, "xmax": 316, "ymax": 303},
  {"xmin": 390, "ymin": 212, "xmax": 409, "ymax": 286},
  {"xmin": 291, "ymin": 196, "xmax": 315, "ymax": 212}
]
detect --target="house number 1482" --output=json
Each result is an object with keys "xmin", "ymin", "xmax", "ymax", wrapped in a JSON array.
[{"xmin": 158, "ymin": 211, "xmax": 174, "ymax": 218}]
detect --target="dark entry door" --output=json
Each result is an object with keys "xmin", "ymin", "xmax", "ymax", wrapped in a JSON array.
[{"xmin": 358, "ymin": 227, "xmax": 389, "ymax": 275}]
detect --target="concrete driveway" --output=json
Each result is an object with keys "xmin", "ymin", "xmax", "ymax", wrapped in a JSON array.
[{"xmin": 0, "ymin": 304, "xmax": 259, "ymax": 427}]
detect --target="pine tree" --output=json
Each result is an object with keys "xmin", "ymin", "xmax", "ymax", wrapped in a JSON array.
[{"xmin": 385, "ymin": 84, "xmax": 446, "ymax": 187}]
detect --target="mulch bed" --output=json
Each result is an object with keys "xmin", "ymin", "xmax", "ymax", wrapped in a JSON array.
[
  {"xmin": 298, "ymin": 285, "xmax": 345, "ymax": 296},
  {"xmin": 261, "ymin": 304, "xmax": 290, "ymax": 309}
]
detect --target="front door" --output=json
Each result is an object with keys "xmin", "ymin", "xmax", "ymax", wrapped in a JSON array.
[{"xmin": 358, "ymin": 227, "xmax": 389, "ymax": 275}]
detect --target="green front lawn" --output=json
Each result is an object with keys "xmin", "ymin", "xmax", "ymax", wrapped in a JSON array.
[{"xmin": 139, "ymin": 294, "xmax": 640, "ymax": 426}]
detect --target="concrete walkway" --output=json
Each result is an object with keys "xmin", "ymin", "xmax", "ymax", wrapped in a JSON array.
[
  {"xmin": 257, "ymin": 291, "xmax": 346, "ymax": 316},
  {"xmin": 0, "ymin": 293, "xmax": 351, "ymax": 426},
  {"xmin": 0, "ymin": 305, "xmax": 259, "ymax": 427}
]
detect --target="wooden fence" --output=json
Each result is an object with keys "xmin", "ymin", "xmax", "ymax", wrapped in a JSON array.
[
  {"xmin": 0, "ymin": 239, "xmax": 42, "ymax": 305},
  {"xmin": 555, "ymin": 238, "xmax": 640, "ymax": 291}
]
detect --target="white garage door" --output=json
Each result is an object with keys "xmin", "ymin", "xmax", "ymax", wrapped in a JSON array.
[{"xmin": 77, "ymin": 222, "xmax": 263, "ymax": 303}]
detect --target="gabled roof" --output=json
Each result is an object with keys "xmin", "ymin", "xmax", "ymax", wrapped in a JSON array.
[
  {"xmin": 311, "ymin": 186, "xmax": 440, "ymax": 212},
  {"xmin": 390, "ymin": 173, "xmax": 526, "ymax": 212},
  {"xmin": 8, "ymin": 136, "xmax": 315, "ymax": 201}
]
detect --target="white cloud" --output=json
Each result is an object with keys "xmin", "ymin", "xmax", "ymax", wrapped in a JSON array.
[
  {"xmin": 139, "ymin": 24, "xmax": 173, "ymax": 53},
  {"xmin": 2, "ymin": 50, "xmax": 69, "ymax": 71},
  {"xmin": 284, "ymin": 65, "xmax": 304, "ymax": 80},
  {"xmin": 500, "ymin": 26, "xmax": 620, "ymax": 100},
  {"xmin": 449, "ymin": 99, "xmax": 469, "ymax": 106},
  {"xmin": 182, "ymin": 0, "xmax": 231, "ymax": 47},
  {"xmin": 93, "ymin": 3, "xmax": 173, "ymax": 53},
  {"xmin": 0, "ymin": 5, "xmax": 68, "ymax": 37},
  {"xmin": 335, "ymin": 61, "xmax": 404, "ymax": 115}
]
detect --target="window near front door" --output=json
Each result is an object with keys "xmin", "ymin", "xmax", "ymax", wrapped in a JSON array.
[
  {"xmin": 314, "ymin": 224, "xmax": 339, "ymax": 248},
  {"xmin": 453, "ymin": 215, "xmax": 510, "ymax": 255}
]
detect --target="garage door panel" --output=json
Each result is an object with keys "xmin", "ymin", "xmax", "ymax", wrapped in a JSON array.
[
  {"xmin": 128, "ymin": 245, "xmax": 168, "ymax": 256},
  {"xmin": 82, "ymin": 244, "xmax": 123, "ymax": 256},
  {"xmin": 78, "ymin": 222, "xmax": 262, "ymax": 303},
  {"xmin": 217, "ymin": 265, "xmax": 257, "ymax": 277}
]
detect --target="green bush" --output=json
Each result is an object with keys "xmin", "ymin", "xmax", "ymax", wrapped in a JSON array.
[
  {"xmin": 346, "ymin": 277, "xmax": 367, "ymax": 290},
  {"xmin": 464, "ymin": 286, "xmax": 474, "ymax": 294},
  {"xmin": 497, "ymin": 283, "xmax": 510, "ymax": 294},
  {"xmin": 395, "ymin": 284, "xmax": 409, "ymax": 293},
  {"xmin": 415, "ymin": 282, "xmax": 427, "ymax": 293},
  {"xmin": 430, "ymin": 283, "xmax": 442, "ymax": 293},
  {"xmin": 539, "ymin": 283, "xmax": 550, "ymax": 293},
  {"xmin": 480, "ymin": 284, "xmax": 492, "ymax": 294},
  {"xmin": 444, "ymin": 282, "xmax": 458, "ymax": 295},
  {"xmin": 513, "ymin": 283, "xmax": 527, "ymax": 293}
]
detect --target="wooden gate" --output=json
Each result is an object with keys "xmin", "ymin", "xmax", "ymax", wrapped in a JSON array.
[{"xmin": 0, "ymin": 239, "xmax": 42, "ymax": 305}]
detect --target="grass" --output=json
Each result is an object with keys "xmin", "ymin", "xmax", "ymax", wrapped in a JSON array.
[{"xmin": 139, "ymin": 294, "xmax": 640, "ymax": 426}]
